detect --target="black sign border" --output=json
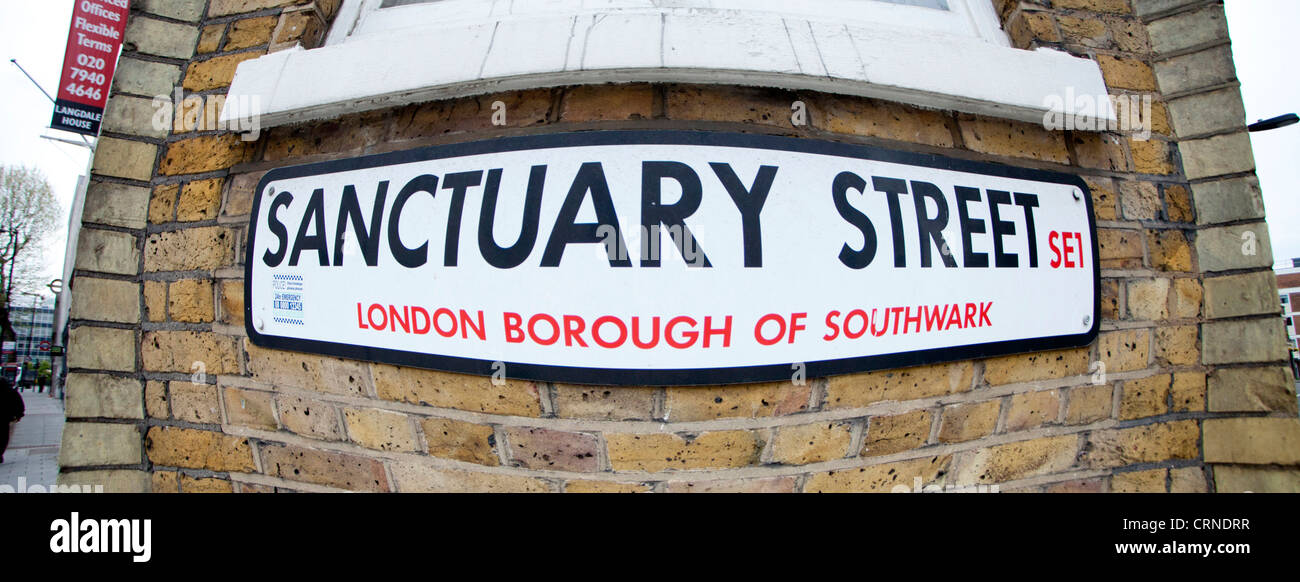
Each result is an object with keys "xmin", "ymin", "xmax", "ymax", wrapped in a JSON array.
[{"xmin": 245, "ymin": 129, "xmax": 1100, "ymax": 386}]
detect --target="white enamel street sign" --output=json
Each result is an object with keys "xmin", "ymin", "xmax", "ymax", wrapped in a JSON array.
[{"xmin": 246, "ymin": 131, "xmax": 1098, "ymax": 385}]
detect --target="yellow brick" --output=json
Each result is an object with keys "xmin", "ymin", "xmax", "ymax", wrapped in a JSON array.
[
  {"xmin": 420, "ymin": 417, "xmax": 499, "ymax": 466},
  {"xmin": 146, "ymin": 426, "xmax": 255, "ymax": 471},
  {"xmin": 1147, "ymin": 229, "xmax": 1192, "ymax": 271},
  {"xmin": 1097, "ymin": 55, "xmax": 1156, "ymax": 91},
  {"xmin": 1170, "ymin": 277, "xmax": 1202, "ymax": 318},
  {"xmin": 1112, "ymin": 468, "xmax": 1166, "ymax": 493},
  {"xmin": 771, "ymin": 421, "xmax": 853, "ymax": 465},
  {"xmin": 144, "ymin": 280, "xmax": 167, "ymax": 322},
  {"xmin": 219, "ymin": 280, "xmax": 244, "ymax": 325},
  {"xmin": 390, "ymin": 462, "xmax": 549, "ymax": 493},
  {"xmin": 804, "ymin": 455, "xmax": 952, "ymax": 493},
  {"xmin": 1098, "ymin": 228, "xmax": 1144, "ymax": 269},
  {"xmin": 667, "ymin": 85, "xmax": 790, "ymax": 127},
  {"xmin": 1155, "ymin": 325, "xmax": 1198, "ymax": 366},
  {"xmin": 246, "ymin": 341, "xmax": 370, "ymax": 397},
  {"xmin": 1127, "ymin": 278, "xmax": 1170, "ymax": 320},
  {"xmin": 158, "ymin": 134, "xmax": 252, "ymax": 175},
  {"xmin": 1130, "ymin": 139, "xmax": 1176, "ymax": 175},
  {"xmin": 223, "ymin": 386, "xmax": 277, "ymax": 430},
  {"xmin": 937, "ymin": 400, "xmax": 999, "ymax": 444},
  {"xmin": 144, "ymin": 226, "xmax": 237, "ymax": 271},
  {"xmin": 141, "ymin": 331, "xmax": 240, "ymax": 374},
  {"xmin": 815, "ymin": 94, "xmax": 955, "ymax": 148},
  {"xmin": 196, "ymin": 23, "xmax": 223, "ymax": 54},
  {"xmin": 183, "ymin": 51, "xmax": 264, "ymax": 91},
  {"xmin": 983, "ymin": 348, "xmax": 1090, "ymax": 385},
  {"xmin": 1005, "ymin": 390, "xmax": 1060, "ymax": 431},
  {"xmin": 662, "ymin": 477, "xmax": 796, "ymax": 493},
  {"xmin": 865, "ymin": 409, "xmax": 934, "ymax": 455},
  {"xmin": 1119, "ymin": 374, "xmax": 1170, "ymax": 420},
  {"xmin": 664, "ymin": 382, "xmax": 809, "ymax": 421},
  {"xmin": 145, "ymin": 381, "xmax": 169, "ymax": 419},
  {"xmin": 1053, "ymin": 0, "xmax": 1131, "ymax": 15},
  {"xmin": 180, "ymin": 475, "xmax": 233, "ymax": 493},
  {"xmin": 564, "ymin": 480, "xmax": 652, "ymax": 493},
  {"xmin": 1084, "ymin": 420, "xmax": 1199, "ymax": 468},
  {"xmin": 344, "ymin": 408, "xmax": 419, "ymax": 452},
  {"xmin": 1098, "ymin": 329, "xmax": 1150, "ymax": 373},
  {"xmin": 149, "ymin": 184, "xmax": 177, "ymax": 223},
  {"xmin": 826, "ymin": 362, "xmax": 972, "ymax": 408},
  {"xmin": 606, "ymin": 431, "xmax": 763, "ymax": 472},
  {"xmin": 275, "ymin": 394, "xmax": 342, "ymax": 441},
  {"xmin": 152, "ymin": 471, "xmax": 179, "ymax": 493},
  {"xmin": 170, "ymin": 382, "xmax": 220, "ymax": 424},
  {"xmin": 958, "ymin": 115, "xmax": 1070, "ymax": 163},
  {"xmin": 176, "ymin": 178, "xmax": 223, "ymax": 221},
  {"xmin": 953, "ymin": 435, "xmax": 1080, "ymax": 485},
  {"xmin": 371, "ymin": 363, "xmax": 542, "ymax": 417},
  {"xmin": 225, "ymin": 16, "xmax": 276, "ymax": 50},
  {"xmin": 560, "ymin": 84, "xmax": 655, "ymax": 122},
  {"xmin": 1066, "ymin": 384, "xmax": 1113, "ymax": 424},
  {"xmin": 1171, "ymin": 372, "xmax": 1205, "ymax": 412},
  {"xmin": 552, "ymin": 385, "xmax": 656, "ymax": 420},
  {"xmin": 1170, "ymin": 466, "xmax": 1207, "ymax": 493},
  {"xmin": 168, "ymin": 279, "xmax": 214, "ymax": 323}
]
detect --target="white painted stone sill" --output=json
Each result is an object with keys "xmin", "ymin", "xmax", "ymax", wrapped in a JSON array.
[{"xmin": 221, "ymin": 9, "xmax": 1115, "ymax": 130}]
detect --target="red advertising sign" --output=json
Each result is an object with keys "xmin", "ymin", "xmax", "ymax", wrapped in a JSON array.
[{"xmin": 51, "ymin": 0, "xmax": 130, "ymax": 136}]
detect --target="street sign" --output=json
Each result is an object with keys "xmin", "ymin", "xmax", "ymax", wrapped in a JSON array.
[
  {"xmin": 39, "ymin": 340, "xmax": 51, "ymax": 352},
  {"xmin": 245, "ymin": 131, "xmax": 1099, "ymax": 385},
  {"xmin": 51, "ymin": 0, "xmax": 130, "ymax": 136}
]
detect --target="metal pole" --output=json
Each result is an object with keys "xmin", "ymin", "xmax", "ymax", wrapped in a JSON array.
[
  {"xmin": 9, "ymin": 59, "xmax": 94, "ymax": 149},
  {"xmin": 9, "ymin": 59, "xmax": 55, "ymax": 103},
  {"xmin": 27, "ymin": 297, "xmax": 39, "ymax": 392}
]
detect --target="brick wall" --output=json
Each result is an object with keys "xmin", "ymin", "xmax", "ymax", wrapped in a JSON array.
[{"xmin": 58, "ymin": 0, "xmax": 1300, "ymax": 493}]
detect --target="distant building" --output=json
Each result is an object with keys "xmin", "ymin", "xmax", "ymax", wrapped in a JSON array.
[
  {"xmin": 1275, "ymin": 260, "xmax": 1300, "ymax": 359},
  {"xmin": 9, "ymin": 301, "xmax": 55, "ymax": 368}
]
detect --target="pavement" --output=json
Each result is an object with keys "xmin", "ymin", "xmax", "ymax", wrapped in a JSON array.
[{"xmin": 0, "ymin": 389, "xmax": 64, "ymax": 492}]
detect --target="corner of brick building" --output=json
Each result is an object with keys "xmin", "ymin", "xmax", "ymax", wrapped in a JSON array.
[{"xmin": 59, "ymin": 0, "xmax": 1300, "ymax": 493}]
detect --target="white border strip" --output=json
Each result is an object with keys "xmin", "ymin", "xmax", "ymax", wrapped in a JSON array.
[{"xmin": 223, "ymin": 9, "xmax": 1114, "ymax": 130}]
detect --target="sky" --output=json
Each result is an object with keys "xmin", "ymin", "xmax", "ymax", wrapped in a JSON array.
[
  {"xmin": 1223, "ymin": 0, "xmax": 1300, "ymax": 268},
  {"xmin": 0, "ymin": 0, "xmax": 1295, "ymax": 304},
  {"xmin": 0, "ymin": 1, "xmax": 88, "ymax": 306}
]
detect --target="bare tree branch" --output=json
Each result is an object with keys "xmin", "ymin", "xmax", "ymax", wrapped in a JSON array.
[{"xmin": 0, "ymin": 165, "xmax": 60, "ymax": 346}]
